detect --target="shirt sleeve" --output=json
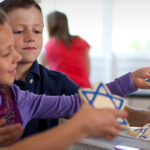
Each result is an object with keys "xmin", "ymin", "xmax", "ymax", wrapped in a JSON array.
[
  {"xmin": 75, "ymin": 37, "xmax": 90, "ymax": 52},
  {"xmin": 81, "ymin": 39, "xmax": 90, "ymax": 50},
  {"xmin": 106, "ymin": 72, "xmax": 137, "ymax": 97},
  {"xmin": 11, "ymin": 84, "xmax": 81, "ymax": 126}
]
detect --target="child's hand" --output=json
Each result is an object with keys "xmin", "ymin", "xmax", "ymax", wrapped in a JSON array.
[
  {"xmin": 124, "ymin": 106, "xmax": 150, "ymax": 127},
  {"xmin": 73, "ymin": 102, "xmax": 127, "ymax": 140},
  {"xmin": 0, "ymin": 119, "xmax": 24, "ymax": 147},
  {"xmin": 131, "ymin": 67, "xmax": 150, "ymax": 89}
]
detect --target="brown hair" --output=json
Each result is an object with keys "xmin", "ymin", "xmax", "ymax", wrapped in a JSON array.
[
  {"xmin": 0, "ymin": 8, "xmax": 8, "ymax": 24},
  {"xmin": 47, "ymin": 11, "xmax": 77, "ymax": 49},
  {"xmin": 0, "ymin": 0, "xmax": 42, "ymax": 14}
]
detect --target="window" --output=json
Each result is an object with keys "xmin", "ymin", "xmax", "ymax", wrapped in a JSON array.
[{"xmin": 113, "ymin": 0, "xmax": 150, "ymax": 56}]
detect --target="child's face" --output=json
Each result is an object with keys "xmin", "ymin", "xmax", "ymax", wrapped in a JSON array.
[
  {"xmin": 0, "ymin": 23, "xmax": 21, "ymax": 86},
  {"xmin": 7, "ymin": 6, "xmax": 43, "ymax": 64}
]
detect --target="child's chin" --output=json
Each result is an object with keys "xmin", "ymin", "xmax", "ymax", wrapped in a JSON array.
[{"xmin": 8, "ymin": 80, "xmax": 14, "ymax": 85}]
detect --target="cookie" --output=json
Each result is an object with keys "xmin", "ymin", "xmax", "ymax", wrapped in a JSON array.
[
  {"xmin": 145, "ymin": 79, "xmax": 150, "ymax": 86},
  {"xmin": 128, "ymin": 127, "xmax": 142, "ymax": 137},
  {"xmin": 128, "ymin": 123, "xmax": 150, "ymax": 141},
  {"xmin": 78, "ymin": 81, "xmax": 129, "ymax": 127}
]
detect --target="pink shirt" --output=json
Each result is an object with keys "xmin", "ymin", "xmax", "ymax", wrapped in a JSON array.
[{"xmin": 45, "ymin": 37, "xmax": 91, "ymax": 88}]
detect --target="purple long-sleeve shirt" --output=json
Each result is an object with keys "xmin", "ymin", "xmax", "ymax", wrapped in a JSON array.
[
  {"xmin": 106, "ymin": 72, "xmax": 136, "ymax": 97},
  {"xmin": 10, "ymin": 85, "xmax": 81, "ymax": 126},
  {"xmin": 0, "ymin": 72, "xmax": 137, "ymax": 126}
]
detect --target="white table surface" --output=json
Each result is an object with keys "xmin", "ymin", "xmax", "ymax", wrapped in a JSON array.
[{"xmin": 69, "ymin": 128, "xmax": 150, "ymax": 150}]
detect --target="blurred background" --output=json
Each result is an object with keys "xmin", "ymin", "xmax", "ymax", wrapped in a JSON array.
[{"xmin": 39, "ymin": 0, "xmax": 150, "ymax": 91}]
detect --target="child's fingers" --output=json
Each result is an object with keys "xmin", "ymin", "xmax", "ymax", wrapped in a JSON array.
[
  {"xmin": 112, "ymin": 109, "xmax": 128, "ymax": 118},
  {"xmin": 0, "ymin": 124, "xmax": 23, "ymax": 134},
  {"xmin": 0, "ymin": 124, "xmax": 24, "ymax": 147},
  {"xmin": 106, "ymin": 127, "xmax": 120, "ymax": 138},
  {"xmin": 1, "ymin": 126, "xmax": 24, "ymax": 146},
  {"xmin": 0, "ymin": 133, "xmax": 17, "ymax": 147},
  {"xmin": 100, "ymin": 126, "xmax": 120, "ymax": 140},
  {"xmin": 9, "ymin": 125, "xmax": 24, "ymax": 140},
  {"xmin": 81, "ymin": 99, "xmax": 90, "ymax": 106},
  {"xmin": 105, "ymin": 134, "xmax": 114, "ymax": 141},
  {"xmin": 111, "ymin": 120, "xmax": 122, "ymax": 130},
  {"xmin": 0, "ymin": 119, "xmax": 6, "ymax": 127}
]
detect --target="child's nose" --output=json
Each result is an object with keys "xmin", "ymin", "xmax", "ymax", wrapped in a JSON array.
[{"xmin": 24, "ymin": 31, "xmax": 35, "ymax": 42}]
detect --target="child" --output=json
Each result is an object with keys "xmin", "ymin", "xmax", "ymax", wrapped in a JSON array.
[
  {"xmin": 0, "ymin": 9, "xmax": 127, "ymax": 149},
  {"xmin": 1, "ymin": 0, "xmax": 150, "ymax": 142}
]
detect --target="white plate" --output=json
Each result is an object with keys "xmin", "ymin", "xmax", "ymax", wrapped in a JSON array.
[{"xmin": 120, "ymin": 127, "xmax": 141, "ymax": 138}]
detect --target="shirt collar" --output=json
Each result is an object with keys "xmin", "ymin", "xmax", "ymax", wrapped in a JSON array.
[{"xmin": 29, "ymin": 60, "xmax": 40, "ymax": 78}]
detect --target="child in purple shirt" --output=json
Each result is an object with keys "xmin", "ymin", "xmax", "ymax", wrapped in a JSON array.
[
  {"xmin": 0, "ymin": 84, "xmax": 82, "ymax": 127},
  {"xmin": 0, "ymin": 0, "xmax": 136, "ymax": 139},
  {"xmin": 0, "ymin": 10, "xmax": 127, "ymax": 146},
  {"xmin": 0, "ymin": 79, "xmax": 134, "ymax": 127},
  {"xmin": 1, "ymin": 0, "xmax": 150, "ymax": 147}
]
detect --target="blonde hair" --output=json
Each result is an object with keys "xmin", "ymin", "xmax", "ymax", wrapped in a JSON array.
[{"xmin": 0, "ymin": 8, "xmax": 8, "ymax": 24}]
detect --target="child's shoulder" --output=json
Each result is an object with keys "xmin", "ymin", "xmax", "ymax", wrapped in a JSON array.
[
  {"xmin": 10, "ymin": 84, "xmax": 22, "ymax": 98},
  {"xmin": 33, "ymin": 61, "xmax": 78, "ymax": 89},
  {"xmin": 38, "ymin": 63, "xmax": 69, "ymax": 79},
  {"xmin": 31, "ymin": 61, "xmax": 67, "ymax": 78}
]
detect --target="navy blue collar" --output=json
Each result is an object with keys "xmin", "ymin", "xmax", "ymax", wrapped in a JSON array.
[{"xmin": 29, "ymin": 60, "xmax": 40, "ymax": 78}]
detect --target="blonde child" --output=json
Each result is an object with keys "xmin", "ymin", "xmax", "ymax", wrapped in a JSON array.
[
  {"xmin": 0, "ymin": 9, "xmax": 127, "ymax": 150},
  {"xmin": 1, "ymin": 0, "xmax": 150, "ymax": 146}
]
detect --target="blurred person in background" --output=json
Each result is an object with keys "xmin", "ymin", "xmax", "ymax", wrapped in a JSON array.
[{"xmin": 45, "ymin": 11, "xmax": 91, "ymax": 88}]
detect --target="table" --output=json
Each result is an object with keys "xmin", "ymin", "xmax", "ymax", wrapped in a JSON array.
[{"xmin": 69, "ymin": 129, "xmax": 150, "ymax": 150}]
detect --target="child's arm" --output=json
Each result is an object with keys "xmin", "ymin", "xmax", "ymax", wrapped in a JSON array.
[
  {"xmin": 5, "ymin": 103, "xmax": 127, "ymax": 150},
  {"xmin": 12, "ymin": 84, "xmax": 81, "ymax": 126},
  {"xmin": 26, "ymin": 94, "xmax": 81, "ymax": 119},
  {"xmin": 124, "ymin": 106, "xmax": 150, "ymax": 127},
  {"xmin": 106, "ymin": 72, "xmax": 135, "ymax": 97},
  {"xmin": 106, "ymin": 67, "xmax": 150, "ymax": 127},
  {"xmin": 106, "ymin": 67, "xmax": 150, "ymax": 97}
]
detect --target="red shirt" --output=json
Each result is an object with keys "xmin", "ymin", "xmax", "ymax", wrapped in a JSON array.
[{"xmin": 45, "ymin": 37, "xmax": 91, "ymax": 88}]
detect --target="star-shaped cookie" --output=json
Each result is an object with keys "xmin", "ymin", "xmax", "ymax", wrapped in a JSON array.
[
  {"xmin": 128, "ymin": 123, "xmax": 150, "ymax": 141},
  {"xmin": 78, "ymin": 82, "xmax": 129, "ymax": 127},
  {"xmin": 146, "ymin": 79, "xmax": 150, "ymax": 86}
]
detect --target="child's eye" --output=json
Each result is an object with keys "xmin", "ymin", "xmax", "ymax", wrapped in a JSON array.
[
  {"xmin": 3, "ymin": 53, "xmax": 10, "ymax": 57},
  {"xmin": 34, "ymin": 30, "xmax": 42, "ymax": 34},
  {"xmin": 13, "ymin": 31, "xmax": 24, "ymax": 34}
]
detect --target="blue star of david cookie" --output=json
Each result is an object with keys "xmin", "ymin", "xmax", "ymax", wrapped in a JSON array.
[
  {"xmin": 146, "ymin": 79, "xmax": 150, "ymax": 86},
  {"xmin": 129, "ymin": 123, "xmax": 150, "ymax": 141},
  {"xmin": 78, "ymin": 82, "xmax": 128, "ymax": 127}
]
